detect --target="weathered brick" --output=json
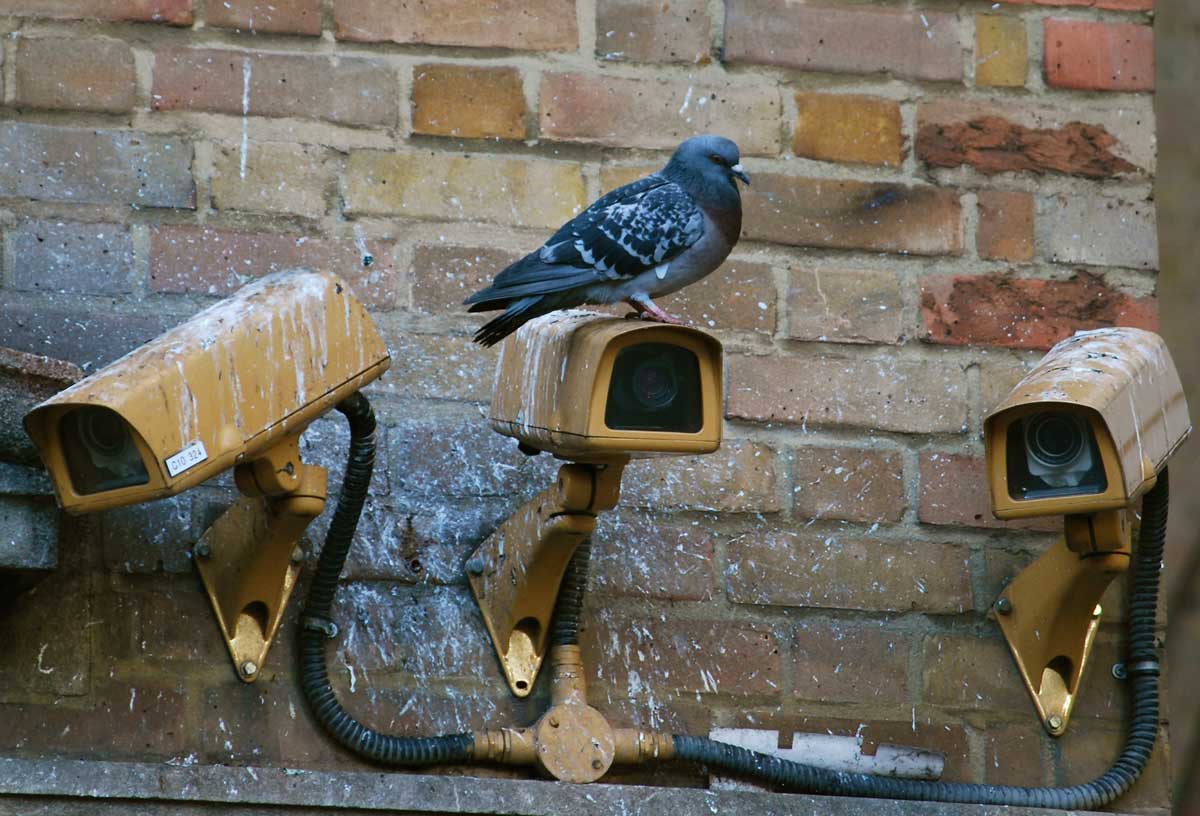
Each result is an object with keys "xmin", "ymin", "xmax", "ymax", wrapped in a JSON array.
[
  {"xmin": 8, "ymin": 220, "xmax": 133, "ymax": 294},
  {"xmin": 148, "ymin": 225, "xmax": 396, "ymax": 309},
  {"xmin": 0, "ymin": 122, "xmax": 194, "ymax": 208},
  {"xmin": 412, "ymin": 65, "xmax": 526, "ymax": 140},
  {"xmin": 583, "ymin": 614, "xmax": 781, "ymax": 696},
  {"xmin": 727, "ymin": 353, "xmax": 969, "ymax": 434},
  {"xmin": 917, "ymin": 98, "xmax": 1151, "ymax": 177},
  {"xmin": 599, "ymin": 163, "xmax": 658, "ymax": 194},
  {"xmin": 1044, "ymin": 19, "xmax": 1154, "ymax": 92},
  {"xmin": 921, "ymin": 272, "xmax": 1157, "ymax": 350},
  {"xmin": 334, "ymin": 0, "xmax": 578, "ymax": 51},
  {"xmin": 411, "ymin": 244, "xmax": 522, "ymax": 315},
  {"xmin": 658, "ymin": 258, "xmax": 775, "ymax": 334},
  {"xmin": 0, "ymin": 306, "xmax": 178, "ymax": 371},
  {"xmin": 102, "ymin": 575, "xmax": 229, "ymax": 664},
  {"xmin": 786, "ymin": 266, "xmax": 904, "ymax": 344},
  {"xmin": 15, "ymin": 37, "xmax": 135, "ymax": 112},
  {"xmin": 922, "ymin": 633, "xmax": 1030, "ymax": 710},
  {"xmin": 538, "ymin": 72, "xmax": 782, "ymax": 156},
  {"xmin": 794, "ymin": 93, "xmax": 903, "ymax": 167},
  {"xmin": 995, "ymin": 0, "xmax": 1152, "ymax": 9},
  {"xmin": 977, "ymin": 191, "xmax": 1035, "ymax": 262},
  {"xmin": 725, "ymin": 0, "xmax": 962, "ymax": 82},
  {"xmin": 918, "ymin": 453, "xmax": 1059, "ymax": 531},
  {"xmin": 207, "ymin": 0, "xmax": 322, "ymax": 35},
  {"xmin": 591, "ymin": 513, "xmax": 714, "ymax": 601},
  {"xmin": 979, "ymin": 357, "xmax": 1038, "ymax": 417},
  {"xmin": 380, "ymin": 332, "xmax": 498, "ymax": 403},
  {"xmin": 101, "ymin": 494, "xmax": 197, "ymax": 574},
  {"xmin": 792, "ymin": 446, "xmax": 905, "ymax": 523},
  {"xmin": 0, "ymin": 570, "xmax": 90, "ymax": 700},
  {"xmin": 1059, "ymin": 725, "xmax": 1171, "ymax": 810},
  {"xmin": 1046, "ymin": 194, "xmax": 1158, "ymax": 270},
  {"xmin": 153, "ymin": 48, "xmax": 398, "ymax": 128},
  {"xmin": 975, "ymin": 15, "xmax": 1027, "ymax": 88},
  {"xmin": 344, "ymin": 151, "xmax": 585, "ymax": 229},
  {"xmin": 0, "ymin": 0, "xmax": 192, "ymax": 24},
  {"xmin": 743, "ymin": 176, "xmax": 962, "ymax": 256},
  {"xmin": 727, "ymin": 531, "xmax": 972, "ymax": 614},
  {"xmin": 793, "ymin": 623, "xmax": 909, "ymax": 704},
  {"xmin": 985, "ymin": 723, "xmax": 1052, "ymax": 785},
  {"xmin": 595, "ymin": 0, "xmax": 710, "ymax": 64},
  {"xmin": 212, "ymin": 142, "xmax": 329, "ymax": 218},
  {"xmin": 621, "ymin": 441, "xmax": 780, "ymax": 512}
]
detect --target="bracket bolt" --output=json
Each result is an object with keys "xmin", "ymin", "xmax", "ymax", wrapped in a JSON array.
[
  {"xmin": 592, "ymin": 759, "xmax": 603, "ymax": 770},
  {"xmin": 242, "ymin": 661, "xmax": 258, "ymax": 677},
  {"xmin": 1112, "ymin": 662, "xmax": 1128, "ymax": 680},
  {"xmin": 292, "ymin": 547, "xmax": 306, "ymax": 564},
  {"xmin": 465, "ymin": 556, "xmax": 485, "ymax": 576},
  {"xmin": 1046, "ymin": 714, "xmax": 1064, "ymax": 732},
  {"xmin": 995, "ymin": 597, "xmax": 1013, "ymax": 616},
  {"xmin": 194, "ymin": 542, "xmax": 212, "ymax": 558},
  {"xmin": 548, "ymin": 716, "xmax": 559, "ymax": 728}
]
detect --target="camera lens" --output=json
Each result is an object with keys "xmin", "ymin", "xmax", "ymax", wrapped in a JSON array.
[
  {"xmin": 80, "ymin": 408, "xmax": 131, "ymax": 458},
  {"xmin": 631, "ymin": 361, "xmax": 678, "ymax": 410},
  {"xmin": 1025, "ymin": 412, "xmax": 1087, "ymax": 469},
  {"xmin": 59, "ymin": 406, "xmax": 150, "ymax": 495}
]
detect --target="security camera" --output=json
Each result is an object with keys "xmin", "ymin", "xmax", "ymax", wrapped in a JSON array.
[
  {"xmin": 470, "ymin": 311, "xmax": 724, "ymax": 698},
  {"xmin": 488, "ymin": 310, "xmax": 724, "ymax": 460},
  {"xmin": 983, "ymin": 327, "xmax": 1189, "ymax": 737},
  {"xmin": 985, "ymin": 327, "xmax": 1189, "ymax": 519},
  {"xmin": 23, "ymin": 269, "xmax": 390, "ymax": 681}
]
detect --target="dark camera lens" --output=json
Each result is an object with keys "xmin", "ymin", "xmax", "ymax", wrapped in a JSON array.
[
  {"xmin": 631, "ymin": 361, "xmax": 678, "ymax": 410},
  {"xmin": 1025, "ymin": 412, "xmax": 1086, "ymax": 468},
  {"xmin": 59, "ymin": 406, "xmax": 150, "ymax": 495},
  {"xmin": 80, "ymin": 409, "xmax": 130, "ymax": 457}
]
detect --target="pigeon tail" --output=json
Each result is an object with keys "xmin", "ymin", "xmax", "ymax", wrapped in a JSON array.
[{"xmin": 473, "ymin": 294, "xmax": 563, "ymax": 347}]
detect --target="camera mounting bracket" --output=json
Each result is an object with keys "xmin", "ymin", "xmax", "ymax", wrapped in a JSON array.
[
  {"xmin": 994, "ymin": 508, "xmax": 1131, "ymax": 735},
  {"xmin": 467, "ymin": 458, "xmax": 627, "ymax": 697},
  {"xmin": 194, "ymin": 431, "xmax": 328, "ymax": 682}
]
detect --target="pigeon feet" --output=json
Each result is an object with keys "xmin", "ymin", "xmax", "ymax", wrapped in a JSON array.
[{"xmin": 627, "ymin": 297, "xmax": 684, "ymax": 325}]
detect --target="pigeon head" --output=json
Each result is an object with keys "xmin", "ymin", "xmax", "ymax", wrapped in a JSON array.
[{"xmin": 662, "ymin": 135, "xmax": 750, "ymax": 202}]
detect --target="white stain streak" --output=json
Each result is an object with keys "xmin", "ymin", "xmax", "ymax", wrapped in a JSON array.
[
  {"xmin": 678, "ymin": 86, "xmax": 694, "ymax": 116},
  {"xmin": 240, "ymin": 58, "xmax": 252, "ymax": 180},
  {"xmin": 36, "ymin": 644, "xmax": 54, "ymax": 674}
]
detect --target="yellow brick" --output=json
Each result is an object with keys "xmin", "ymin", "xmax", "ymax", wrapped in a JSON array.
[
  {"xmin": 411, "ymin": 64, "xmax": 526, "ymax": 140},
  {"xmin": 793, "ymin": 93, "xmax": 903, "ymax": 167},
  {"xmin": 976, "ymin": 15, "xmax": 1027, "ymax": 88},
  {"xmin": 344, "ymin": 151, "xmax": 585, "ymax": 229},
  {"xmin": 212, "ymin": 142, "xmax": 328, "ymax": 218}
]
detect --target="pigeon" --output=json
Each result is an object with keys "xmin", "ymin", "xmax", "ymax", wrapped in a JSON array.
[{"xmin": 465, "ymin": 134, "xmax": 749, "ymax": 347}]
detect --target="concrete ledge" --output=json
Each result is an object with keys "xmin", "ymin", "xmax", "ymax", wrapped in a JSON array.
[{"xmin": 0, "ymin": 758, "xmax": 1109, "ymax": 816}]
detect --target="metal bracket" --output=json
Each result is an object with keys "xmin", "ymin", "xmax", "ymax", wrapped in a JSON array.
[
  {"xmin": 467, "ymin": 459, "xmax": 626, "ymax": 697},
  {"xmin": 194, "ymin": 433, "xmax": 327, "ymax": 682},
  {"xmin": 994, "ymin": 509, "xmax": 1131, "ymax": 736}
]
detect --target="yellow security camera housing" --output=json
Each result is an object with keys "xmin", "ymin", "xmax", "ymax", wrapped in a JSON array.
[
  {"xmin": 982, "ymin": 327, "xmax": 1189, "ymax": 738},
  {"xmin": 25, "ymin": 269, "xmax": 390, "ymax": 514},
  {"xmin": 488, "ymin": 310, "xmax": 723, "ymax": 461},
  {"xmin": 984, "ymin": 327, "xmax": 1190, "ymax": 519},
  {"xmin": 24, "ymin": 269, "xmax": 390, "ymax": 682}
]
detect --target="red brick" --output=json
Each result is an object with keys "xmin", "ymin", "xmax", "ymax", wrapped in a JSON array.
[
  {"xmin": 0, "ymin": 122, "xmax": 194, "ymax": 208},
  {"xmin": 583, "ymin": 614, "xmax": 781, "ymax": 696},
  {"xmin": 786, "ymin": 267, "xmax": 904, "ymax": 344},
  {"xmin": 15, "ymin": 37, "xmax": 135, "ymax": 112},
  {"xmin": 743, "ymin": 176, "xmax": 962, "ymax": 256},
  {"xmin": 792, "ymin": 446, "xmax": 905, "ymax": 523},
  {"xmin": 621, "ymin": 441, "xmax": 781, "ymax": 512},
  {"xmin": 152, "ymin": 48, "xmax": 398, "ymax": 127},
  {"xmin": 538, "ymin": 72, "xmax": 782, "ymax": 156},
  {"xmin": 917, "ymin": 116, "xmax": 1138, "ymax": 179},
  {"xmin": 8, "ymin": 220, "xmax": 133, "ymax": 294},
  {"xmin": 1, "ymin": 0, "xmax": 192, "ymax": 24},
  {"xmin": 334, "ymin": 0, "xmax": 578, "ymax": 51},
  {"xmin": 412, "ymin": 65, "xmax": 526, "ymax": 140},
  {"xmin": 794, "ymin": 623, "xmax": 909, "ymax": 704},
  {"xmin": 591, "ymin": 513, "xmax": 714, "ymax": 601},
  {"xmin": 977, "ymin": 191, "xmax": 1034, "ymax": 262},
  {"xmin": 595, "ymin": 0, "xmax": 710, "ymax": 64},
  {"xmin": 794, "ymin": 93, "xmax": 903, "ymax": 167},
  {"xmin": 1044, "ymin": 20, "xmax": 1154, "ymax": 92},
  {"xmin": 918, "ymin": 453, "xmax": 1059, "ymax": 531},
  {"xmin": 920, "ymin": 272, "xmax": 1158, "ymax": 350},
  {"xmin": 727, "ymin": 353, "xmax": 969, "ymax": 434},
  {"xmin": 995, "ymin": 0, "xmax": 1152, "ymax": 12},
  {"xmin": 149, "ymin": 226, "xmax": 396, "ymax": 310},
  {"xmin": 985, "ymin": 723, "xmax": 1053, "ymax": 785},
  {"xmin": 727, "ymin": 531, "xmax": 972, "ymax": 614},
  {"xmin": 922, "ymin": 633, "xmax": 1030, "ymax": 710},
  {"xmin": 725, "ymin": 0, "xmax": 962, "ymax": 82},
  {"xmin": 207, "ymin": 0, "xmax": 321, "ymax": 34},
  {"xmin": 411, "ymin": 244, "xmax": 522, "ymax": 315}
]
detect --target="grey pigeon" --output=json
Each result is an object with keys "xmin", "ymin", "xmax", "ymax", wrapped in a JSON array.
[{"xmin": 465, "ymin": 134, "xmax": 749, "ymax": 346}]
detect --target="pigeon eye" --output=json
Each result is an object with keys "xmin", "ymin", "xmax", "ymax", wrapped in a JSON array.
[{"xmin": 709, "ymin": 154, "xmax": 724, "ymax": 165}]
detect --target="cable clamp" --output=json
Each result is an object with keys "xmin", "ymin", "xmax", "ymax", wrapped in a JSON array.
[
  {"xmin": 302, "ymin": 615, "xmax": 339, "ymax": 638},
  {"xmin": 1126, "ymin": 660, "xmax": 1160, "ymax": 677}
]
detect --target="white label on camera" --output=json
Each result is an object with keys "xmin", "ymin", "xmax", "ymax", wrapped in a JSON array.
[{"xmin": 165, "ymin": 441, "xmax": 208, "ymax": 478}]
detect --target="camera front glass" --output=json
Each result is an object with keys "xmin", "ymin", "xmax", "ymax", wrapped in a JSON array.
[
  {"xmin": 59, "ymin": 406, "xmax": 150, "ymax": 495},
  {"xmin": 1006, "ymin": 410, "xmax": 1107, "ymax": 501},
  {"xmin": 604, "ymin": 342, "xmax": 703, "ymax": 433}
]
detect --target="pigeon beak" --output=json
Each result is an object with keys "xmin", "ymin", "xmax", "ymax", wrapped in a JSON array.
[{"xmin": 731, "ymin": 164, "xmax": 750, "ymax": 185}]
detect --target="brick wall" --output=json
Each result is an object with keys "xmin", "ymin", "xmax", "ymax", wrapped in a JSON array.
[{"xmin": 0, "ymin": 0, "xmax": 1169, "ymax": 812}]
